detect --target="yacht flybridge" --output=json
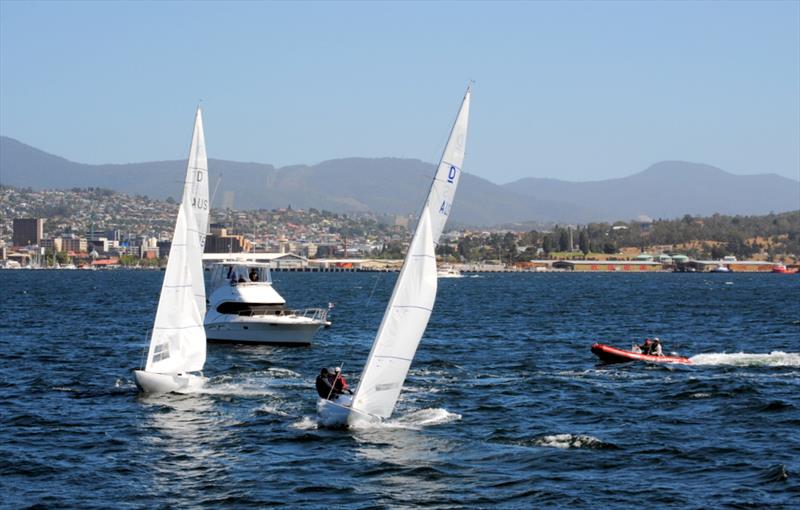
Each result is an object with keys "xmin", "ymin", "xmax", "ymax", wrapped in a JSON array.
[{"xmin": 204, "ymin": 261, "xmax": 331, "ymax": 345}]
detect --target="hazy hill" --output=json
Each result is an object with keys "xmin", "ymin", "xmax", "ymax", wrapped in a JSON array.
[
  {"xmin": 0, "ymin": 136, "xmax": 589, "ymax": 225},
  {"xmin": 503, "ymin": 161, "xmax": 799, "ymax": 220},
  {"xmin": 1, "ymin": 136, "xmax": 797, "ymax": 225}
]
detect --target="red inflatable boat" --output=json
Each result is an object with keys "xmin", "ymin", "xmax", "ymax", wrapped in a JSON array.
[{"xmin": 591, "ymin": 343, "xmax": 692, "ymax": 365}]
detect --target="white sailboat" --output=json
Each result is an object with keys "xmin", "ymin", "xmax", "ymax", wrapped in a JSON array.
[
  {"xmin": 134, "ymin": 108, "xmax": 210, "ymax": 393},
  {"xmin": 317, "ymin": 86, "xmax": 471, "ymax": 426}
]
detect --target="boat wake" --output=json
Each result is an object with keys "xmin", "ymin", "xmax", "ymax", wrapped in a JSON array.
[
  {"xmin": 386, "ymin": 407, "xmax": 461, "ymax": 429},
  {"xmin": 178, "ymin": 372, "xmax": 283, "ymax": 397},
  {"xmin": 291, "ymin": 416, "xmax": 319, "ymax": 430},
  {"xmin": 534, "ymin": 433, "xmax": 615, "ymax": 450},
  {"xmin": 294, "ymin": 407, "xmax": 461, "ymax": 431},
  {"xmin": 689, "ymin": 351, "xmax": 800, "ymax": 367}
]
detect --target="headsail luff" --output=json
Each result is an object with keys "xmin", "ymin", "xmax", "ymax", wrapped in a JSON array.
[{"xmin": 350, "ymin": 86, "xmax": 471, "ymax": 420}]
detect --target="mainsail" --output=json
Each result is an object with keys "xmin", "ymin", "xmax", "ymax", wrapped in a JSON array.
[
  {"xmin": 350, "ymin": 86, "xmax": 471, "ymax": 419},
  {"xmin": 185, "ymin": 108, "xmax": 210, "ymax": 316},
  {"xmin": 144, "ymin": 201, "xmax": 206, "ymax": 374}
]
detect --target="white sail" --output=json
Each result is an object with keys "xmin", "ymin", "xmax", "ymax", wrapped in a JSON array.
[
  {"xmin": 350, "ymin": 86, "xmax": 471, "ymax": 420},
  {"xmin": 424, "ymin": 87, "xmax": 470, "ymax": 244},
  {"xmin": 144, "ymin": 201, "xmax": 207, "ymax": 374},
  {"xmin": 185, "ymin": 108, "xmax": 210, "ymax": 315},
  {"xmin": 351, "ymin": 206, "xmax": 437, "ymax": 418}
]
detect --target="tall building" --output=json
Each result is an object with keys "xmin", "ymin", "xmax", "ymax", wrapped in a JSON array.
[
  {"xmin": 12, "ymin": 218, "xmax": 44, "ymax": 247},
  {"xmin": 205, "ymin": 225, "xmax": 252, "ymax": 253},
  {"xmin": 61, "ymin": 235, "xmax": 87, "ymax": 254}
]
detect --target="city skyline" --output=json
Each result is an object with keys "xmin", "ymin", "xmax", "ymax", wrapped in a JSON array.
[{"xmin": 1, "ymin": 1, "xmax": 798, "ymax": 183}]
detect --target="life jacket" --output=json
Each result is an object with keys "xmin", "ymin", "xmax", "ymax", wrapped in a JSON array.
[{"xmin": 330, "ymin": 373, "xmax": 349, "ymax": 392}]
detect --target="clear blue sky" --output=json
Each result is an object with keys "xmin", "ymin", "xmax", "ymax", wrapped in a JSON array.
[{"xmin": 1, "ymin": 0, "xmax": 798, "ymax": 183}]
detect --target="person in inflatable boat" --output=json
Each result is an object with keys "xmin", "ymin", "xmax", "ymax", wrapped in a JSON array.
[{"xmin": 633, "ymin": 338, "xmax": 664, "ymax": 356}]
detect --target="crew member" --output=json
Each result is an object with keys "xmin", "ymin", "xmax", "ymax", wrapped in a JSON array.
[
  {"xmin": 315, "ymin": 368, "xmax": 338, "ymax": 400},
  {"xmin": 651, "ymin": 337, "xmax": 664, "ymax": 356},
  {"xmin": 331, "ymin": 367, "xmax": 353, "ymax": 395}
]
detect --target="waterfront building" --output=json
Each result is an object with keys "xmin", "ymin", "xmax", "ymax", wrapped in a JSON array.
[
  {"xmin": 88, "ymin": 238, "xmax": 110, "ymax": 254},
  {"xmin": 41, "ymin": 238, "xmax": 63, "ymax": 252},
  {"xmin": 12, "ymin": 218, "xmax": 44, "ymax": 247},
  {"xmin": 553, "ymin": 260, "xmax": 664, "ymax": 272},
  {"xmin": 156, "ymin": 240, "xmax": 172, "ymax": 257},
  {"xmin": 202, "ymin": 252, "xmax": 308, "ymax": 270},
  {"xmin": 60, "ymin": 234, "xmax": 87, "ymax": 254},
  {"xmin": 305, "ymin": 242, "xmax": 318, "ymax": 258},
  {"xmin": 205, "ymin": 227, "xmax": 252, "ymax": 253},
  {"xmin": 688, "ymin": 260, "xmax": 775, "ymax": 272}
]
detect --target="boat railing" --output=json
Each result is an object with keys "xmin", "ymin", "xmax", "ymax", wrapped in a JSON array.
[{"xmin": 236, "ymin": 307, "xmax": 330, "ymax": 322}]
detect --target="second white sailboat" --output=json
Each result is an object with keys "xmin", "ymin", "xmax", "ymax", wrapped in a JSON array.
[{"xmin": 133, "ymin": 108, "xmax": 210, "ymax": 393}]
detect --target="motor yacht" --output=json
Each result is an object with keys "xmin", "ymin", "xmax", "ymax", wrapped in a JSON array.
[{"xmin": 204, "ymin": 261, "xmax": 331, "ymax": 345}]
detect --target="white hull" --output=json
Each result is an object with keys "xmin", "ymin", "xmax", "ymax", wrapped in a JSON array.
[
  {"xmin": 317, "ymin": 395, "xmax": 379, "ymax": 428},
  {"xmin": 205, "ymin": 314, "xmax": 325, "ymax": 345},
  {"xmin": 133, "ymin": 370, "xmax": 204, "ymax": 394},
  {"xmin": 437, "ymin": 266, "xmax": 463, "ymax": 278}
]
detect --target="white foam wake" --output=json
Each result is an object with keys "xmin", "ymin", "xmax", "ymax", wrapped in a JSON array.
[
  {"xmin": 290, "ymin": 416, "xmax": 319, "ymax": 430},
  {"xmin": 394, "ymin": 408, "xmax": 462, "ymax": 427},
  {"xmin": 307, "ymin": 407, "xmax": 461, "ymax": 431},
  {"xmin": 535, "ymin": 433, "xmax": 606, "ymax": 449},
  {"xmin": 689, "ymin": 351, "xmax": 800, "ymax": 367}
]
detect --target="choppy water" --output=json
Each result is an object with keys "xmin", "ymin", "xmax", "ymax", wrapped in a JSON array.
[{"xmin": 1, "ymin": 270, "xmax": 798, "ymax": 508}]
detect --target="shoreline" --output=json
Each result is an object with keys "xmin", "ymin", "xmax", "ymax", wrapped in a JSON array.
[{"xmin": 0, "ymin": 266, "xmax": 794, "ymax": 274}]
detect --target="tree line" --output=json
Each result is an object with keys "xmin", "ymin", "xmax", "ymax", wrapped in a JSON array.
[{"xmin": 437, "ymin": 211, "xmax": 800, "ymax": 262}]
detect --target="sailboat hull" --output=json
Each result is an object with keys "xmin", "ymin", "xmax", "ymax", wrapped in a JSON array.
[
  {"xmin": 133, "ymin": 370, "xmax": 204, "ymax": 394},
  {"xmin": 317, "ymin": 396, "xmax": 379, "ymax": 428}
]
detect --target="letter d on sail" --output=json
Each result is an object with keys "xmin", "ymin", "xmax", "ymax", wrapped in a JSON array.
[{"xmin": 447, "ymin": 165, "xmax": 457, "ymax": 183}]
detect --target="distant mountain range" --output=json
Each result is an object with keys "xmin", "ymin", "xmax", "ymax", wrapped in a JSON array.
[{"xmin": 1, "ymin": 135, "xmax": 797, "ymax": 226}]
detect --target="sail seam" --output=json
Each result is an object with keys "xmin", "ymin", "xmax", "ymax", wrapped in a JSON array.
[
  {"xmin": 373, "ymin": 355, "xmax": 413, "ymax": 362},
  {"xmin": 153, "ymin": 324, "xmax": 205, "ymax": 330},
  {"xmin": 392, "ymin": 305, "xmax": 433, "ymax": 312}
]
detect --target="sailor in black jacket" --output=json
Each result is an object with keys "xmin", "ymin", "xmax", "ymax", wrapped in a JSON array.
[{"xmin": 315, "ymin": 368, "xmax": 336, "ymax": 399}]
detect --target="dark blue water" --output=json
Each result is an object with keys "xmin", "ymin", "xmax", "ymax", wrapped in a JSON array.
[{"xmin": 1, "ymin": 271, "xmax": 798, "ymax": 508}]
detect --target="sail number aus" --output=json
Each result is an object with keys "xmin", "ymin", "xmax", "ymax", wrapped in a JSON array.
[
  {"xmin": 439, "ymin": 200, "xmax": 451, "ymax": 216},
  {"xmin": 191, "ymin": 197, "xmax": 209, "ymax": 210}
]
